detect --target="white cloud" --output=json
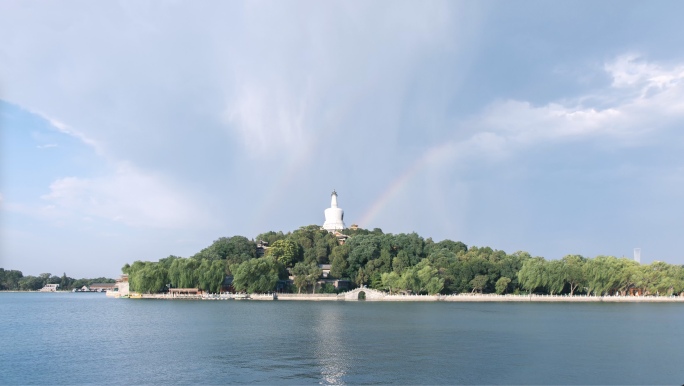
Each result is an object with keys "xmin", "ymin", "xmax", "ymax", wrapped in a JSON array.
[
  {"xmin": 440, "ymin": 55, "xmax": 684, "ymax": 165},
  {"xmin": 40, "ymin": 162, "xmax": 213, "ymax": 229},
  {"xmin": 605, "ymin": 54, "xmax": 684, "ymax": 91},
  {"xmin": 37, "ymin": 143, "xmax": 58, "ymax": 149}
]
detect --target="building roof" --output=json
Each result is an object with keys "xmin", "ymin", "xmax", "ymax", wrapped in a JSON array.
[{"xmin": 90, "ymin": 283, "xmax": 116, "ymax": 288}]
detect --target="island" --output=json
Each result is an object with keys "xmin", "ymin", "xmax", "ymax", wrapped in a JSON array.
[{"xmin": 106, "ymin": 191, "xmax": 684, "ymax": 301}]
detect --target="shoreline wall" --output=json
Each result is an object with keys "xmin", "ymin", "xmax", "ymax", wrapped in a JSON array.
[
  {"xmin": 95, "ymin": 292, "xmax": 684, "ymax": 302},
  {"xmin": 276, "ymin": 293, "xmax": 339, "ymax": 301},
  {"xmin": 440, "ymin": 294, "xmax": 684, "ymax": 302},
  {"xmin": 275, "ymin": 293, "xmax": 684, "ymax": 302}
]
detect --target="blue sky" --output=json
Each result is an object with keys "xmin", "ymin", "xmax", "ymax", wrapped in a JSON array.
[{"xmin": 2, "ymin": 1, "xmax": 684, "ymax": 278}]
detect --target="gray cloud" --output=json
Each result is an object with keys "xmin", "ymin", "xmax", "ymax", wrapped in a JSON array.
[{"xmin": 3, "ymin": 1, "xmax": 684, "ymax": 276}]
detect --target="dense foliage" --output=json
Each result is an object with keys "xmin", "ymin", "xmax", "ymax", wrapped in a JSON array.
[
  {"xmin": 0, "ymin": 269, "xmax": 114, "ymax": 291},
  {"xmin": 117, "ymin": 225, "xmax": 684, "ymax": 296}
]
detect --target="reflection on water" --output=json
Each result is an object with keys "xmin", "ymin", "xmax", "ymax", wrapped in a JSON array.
[
  {"xmin": 314, "ymin": 306, "xmax": 350, "ymax": 385},
  {"xmin": 2, "ymin": 295, "xmax": 684, "ymax": 385}
]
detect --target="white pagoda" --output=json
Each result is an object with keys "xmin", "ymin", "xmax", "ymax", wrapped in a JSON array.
[{"xmin": 322, "ymin": 190, "xmax": 345, "ymax": 232}]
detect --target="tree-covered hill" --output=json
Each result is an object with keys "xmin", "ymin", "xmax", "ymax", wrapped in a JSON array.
[{"xmin": 120, "ymin": 225, "xmax": 684, "ymax": 296}]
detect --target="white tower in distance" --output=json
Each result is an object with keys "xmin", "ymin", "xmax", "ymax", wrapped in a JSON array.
[
  {"xmin": 322, "ymin": 190, "xmax": 345, "ymax": 232},
  {"xmin": 634, "ymin": 248, "xmax": 641, "ymax": 264}
]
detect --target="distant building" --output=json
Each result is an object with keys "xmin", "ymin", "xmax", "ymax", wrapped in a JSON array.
[
  {"xmin": 256, "ymin": 240, "xmax": 270, "ymax": 257},
  {"xmin": 222, "ymin": 276, "xmax": 235, "ymax": 293},
  {"xmin": 319, "ymin": 264, "xmax": 332, "ymax": 278},
  {"xmin": 39, "ymin": 284, "xmax": 59, "ymax": 292},
  {"xmin": 332, "ymin": 231, "xmax": 349, "ymax": 245},
  {"xmin": 106, "ymin": 275, "xmax": 130, "ymax": 297},
  {"xmin": 90, "ymin": 283, "xmax": 116, "ymax": 292}
]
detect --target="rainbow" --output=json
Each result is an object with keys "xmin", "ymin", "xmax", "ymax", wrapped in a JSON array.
[{"xmin": 357, "ymin": 141, "xmax": 456, "ymax": 229}]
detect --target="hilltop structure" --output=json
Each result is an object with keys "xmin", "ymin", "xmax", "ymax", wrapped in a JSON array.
[{"xmin": 322, "ymin": 190, "xmax": 345, "ymax": 232}]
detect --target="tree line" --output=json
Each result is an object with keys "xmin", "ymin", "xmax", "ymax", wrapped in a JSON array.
[
  {"xmin": 0, "ymin": 269, "xmax": 115, "ymax": 291},
  {"xmin": 120, "ymin": 225, "xmax": 684, "ymax": 296}
]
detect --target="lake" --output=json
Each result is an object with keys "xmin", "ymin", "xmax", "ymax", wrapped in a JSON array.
[{"xmin": 1, "ymin": 292, "xmax": 682, "ymax": 384}]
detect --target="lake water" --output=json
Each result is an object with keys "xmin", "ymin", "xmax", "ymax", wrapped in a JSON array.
[{"xmin": 1, "ymin": 293, "xmax": 683, "ymax": 385}]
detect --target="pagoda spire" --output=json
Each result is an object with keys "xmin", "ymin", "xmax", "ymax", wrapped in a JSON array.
[{"xmin": 331, "ymin": 190, "xmax": 338, "ymax": 208}]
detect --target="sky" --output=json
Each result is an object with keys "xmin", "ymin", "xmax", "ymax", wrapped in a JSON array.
[{"xmin": 2, "ymin": 1, "xmax": 684, "ymax": 278}]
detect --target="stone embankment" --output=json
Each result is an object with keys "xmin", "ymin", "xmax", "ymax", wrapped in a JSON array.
[
  {"xmin": 130, "ymin": 291, "xmax": 684, "ymax": 302},
  {"xmin": 274, "ymin": 292, "xmax": 684, "ymax": 302},
  {"xmin": 440, "ymin": 294, "xmax": 684, "ymax": 302},
  {"xmin": 276, "ymin": 293, "xmax": 339, "ymax": 301}
]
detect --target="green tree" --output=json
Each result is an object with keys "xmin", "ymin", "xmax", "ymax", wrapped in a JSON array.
[
  {"xmin": 255, "ymin": 231, "xmax": 287, "ymax": 245},
  {"xmin": 0, "ymin": 269, "xmax": 23, "ymax": 290},
  {"xmin": 390, "ymin": 233, "xmax": 426, "ymax": 266},
  {"xmin": 329, "ymin": 245, "xmax": 349, "ymax": 278},
  {"xmin": 198, "ymin": 259, "xmax": 227, "ymax": 293},
  {"xmin": 612, "ymin": 258, "xmax": 639, "ymax": 296},
  {"xmin": 495, "ymin": 277, "xmax": 511, "ymax": 294},
  {"xmin": 643, "ymin": 261, "xmax": 678, "ymax": 296},
  {"xmin": 19, "ymin": 275, "xmax": 43, "ymax": 291},
  {"xmin": 381, "ymin": 271, "xmax": 402, "ymax": 294},
  {"xmin": 428, "ymin": 239, "xmax": 468, "ymax": 255},
  {"xmin": 231, "ymin": 257, "xmax": 280, "ymax": 293},
  {"xmin": 470, "ymin": 275, "xmax": 488, "ymax": 294},
  {"xmin": 292, "ymin": 261, "xmax": 322, "ymax": 293},
  {"xmin": 392, "ymin": 250, "xmax": 411, "ymax": 274},
  {"xmin": 583, "ymin": 256, "xmax": 622, "ymax": 296},
  {"xmin": 518, "ymin": 257, "xmax": 547, "ymax": 294},
  {"xmin": 364, "ymin": 249, "xmax": 392, "ymax": 288},
  {"xmin": 289, "ymin": 225, "xmax": 337, "ymax": 264},
  {"xmin": 355, "ymin": 267, "xmax": 370, "ymax": 287},
  {"xmin": 546, "ymin": 260, "xmax": 566, "ymax": 295},
  {"xmin": 194, "ymin": 236, "xmax": 257, "ymax": 264},
  {"xmin": 400, "ymin": 268, "xmax": 421, "ymax": 293},
  {"xmin": 416, "ymin": 260, "xmax": 444, "ymax": 294},
  {"xmin": 129, "ymin": 263, "xmax": 168, "ymax": 294},
  {"xmin": 266, "ymin": 239, "xmax": 302, "ymax": 268},
  {"xmin": 168, "ymin": 258, "xmax": 201, "ymax": 288},
  {"xmin": 345, "ymin": 235, "xmax": 381, "ymax": 279},
  {"xmin": 560, "ymin": 255, "xmax": 586, "ymax": 296}
]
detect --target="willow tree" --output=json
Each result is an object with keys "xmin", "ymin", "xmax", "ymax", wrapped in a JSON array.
[
  {"xmin": 381, "ymin": 272, "xmax": 402, "ymax": 294},
  {"xmin": 129, "ymin": 262, "xmax": 168, "ymax": 294},
  {"xmin": 583, "ymin": 256, "xmax": 622, "ymax": 296},
  {"xmin": 400, "ymin": 267, "xmax": 421, "ymax": 293},
  {"xmin": 168, "ymin": 258, "xmax": 201, "ymax": 289},
  {"xmin": 561, "ymin": 255, "xmax": 586, "ymax": 296},
  {"xmin": 545, "ymin": 260, "xmax": 566, "ymax": 295},
  {"xmin": 231, "ymin": 257, "xmax": 280, "ymax": 293},
  {"xmin": 416, "ymin": 260, "xmax": 444, "ymax": 294},
  {"xmin": 518, "ymin": 257, "xmax": 547, "ymax": 294},
  {"xmin": 198, "ymin": 260, "xmax": 227, "ymax": 293},
  {"xmin": 495, "ymin": 277, "xmax": 511, "ymax": 294}
]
